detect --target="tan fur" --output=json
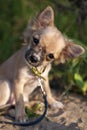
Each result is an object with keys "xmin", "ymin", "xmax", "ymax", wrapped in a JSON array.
[{"xmin": 0, "ymin": 6, "xmax": 85, "ymax": 122}]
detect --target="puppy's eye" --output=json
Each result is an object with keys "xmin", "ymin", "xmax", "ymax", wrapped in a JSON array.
[
  {"xmin": 47, "ymin": 53, "xmax": 54, "ymax": 60},
  {"xmin": 33, "ymin": 36, "xmax": 39, "ymax": 45}
]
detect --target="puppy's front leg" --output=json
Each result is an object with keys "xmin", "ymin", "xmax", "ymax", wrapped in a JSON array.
[
  {"xmin": 14, "ymin": 79, "xmax": 27, "ymax": 122},
  {"xmin": 43, "ymin": 76, "xmax": 64, "ymax": 109}
]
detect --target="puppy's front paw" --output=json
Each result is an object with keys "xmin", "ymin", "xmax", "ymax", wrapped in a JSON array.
[
  {"xmin": 47, "ymin": 97, "xmax": 64, "ymax": 110},
  {"xmin": 51, "ymin": 101, "xmax": 64, "ymax": 110},
  {"xmin": 15, "ymin": 103, "xmax": 28, "ymax": 122},
  {"xmin": 15, "ymin": 111, "xmax": 28, "ymax": 123}
]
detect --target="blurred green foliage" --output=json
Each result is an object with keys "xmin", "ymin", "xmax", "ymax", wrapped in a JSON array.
[{"xmin": 0, "ymin": 0, "xmax": 87, "ymax": 95}]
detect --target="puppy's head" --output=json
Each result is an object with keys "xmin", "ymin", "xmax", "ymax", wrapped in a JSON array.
[{"xmin": 24, "ymin": 6, "xmax": 85, "ymax": 67}]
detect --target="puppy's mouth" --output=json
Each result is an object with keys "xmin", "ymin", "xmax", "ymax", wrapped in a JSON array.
[{"xmin": 25, "ymin": 50, "xmax": 42, "ymax": 67}]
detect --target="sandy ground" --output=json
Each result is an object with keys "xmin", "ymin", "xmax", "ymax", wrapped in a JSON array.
[{"xmin": 0, "ymin": 90, "xmax": 87, "ymax": 130}]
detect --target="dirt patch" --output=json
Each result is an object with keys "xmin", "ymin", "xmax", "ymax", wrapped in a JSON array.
[{"xmin": 0, "ymin": 92, "xmax": 87, "ymax": 130}]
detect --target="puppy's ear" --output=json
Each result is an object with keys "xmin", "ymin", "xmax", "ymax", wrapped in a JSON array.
[
  {"xmin": 35, "ymin": 6, "xmax": 54, "ymax": 28},
  {"xmin": 23, "ymin": 6, "xmax": 54, "ymax": 43},
  {"xmin": 59, "ymin": 40, "xmax": 85, "ymax": 63}
]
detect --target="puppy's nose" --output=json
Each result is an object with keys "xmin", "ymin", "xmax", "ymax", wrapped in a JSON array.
[{"xmin": 30, "ymin": 55, "xmax": 38, "ymax": 63}]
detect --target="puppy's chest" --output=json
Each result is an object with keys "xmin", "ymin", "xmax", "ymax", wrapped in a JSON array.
[
  {"xmin": 24, "ymin": 70, "xmax": 40, "ymax": 87},
  {"xmin": 26, "ymin": 76, "xmax": 39, "ymax": 87},
  {"xmin": 21, "ymin": 65, "xmax": 49, "ymax": 87}
]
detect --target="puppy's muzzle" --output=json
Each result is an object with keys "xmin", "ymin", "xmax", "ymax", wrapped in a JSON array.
[
  {"xmin": 25, "ymin": 49, "xmax": 42, "ymax": 67},
  {"xmin": 29, "ymin": 55, "xmax": 38, "ymax": 63}
]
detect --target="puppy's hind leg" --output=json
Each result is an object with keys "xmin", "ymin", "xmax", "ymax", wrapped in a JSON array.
[{"xmin": 0, "ymin": 80, "xmax": 11, "ymax": 106}]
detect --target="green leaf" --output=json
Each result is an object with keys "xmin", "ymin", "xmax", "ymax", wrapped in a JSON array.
[
  {"xmin": 82, "ymin": 81, "xmax": 87, "ymax": 95},
  {"xmin": 74, "ymin": 73, "xmax": 84, "ymax": 88}
]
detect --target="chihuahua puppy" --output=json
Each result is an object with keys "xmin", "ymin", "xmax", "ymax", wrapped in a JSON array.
[{"xmin": 0, "ymin": 6, "xmax": 84, "ymax": 122}]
